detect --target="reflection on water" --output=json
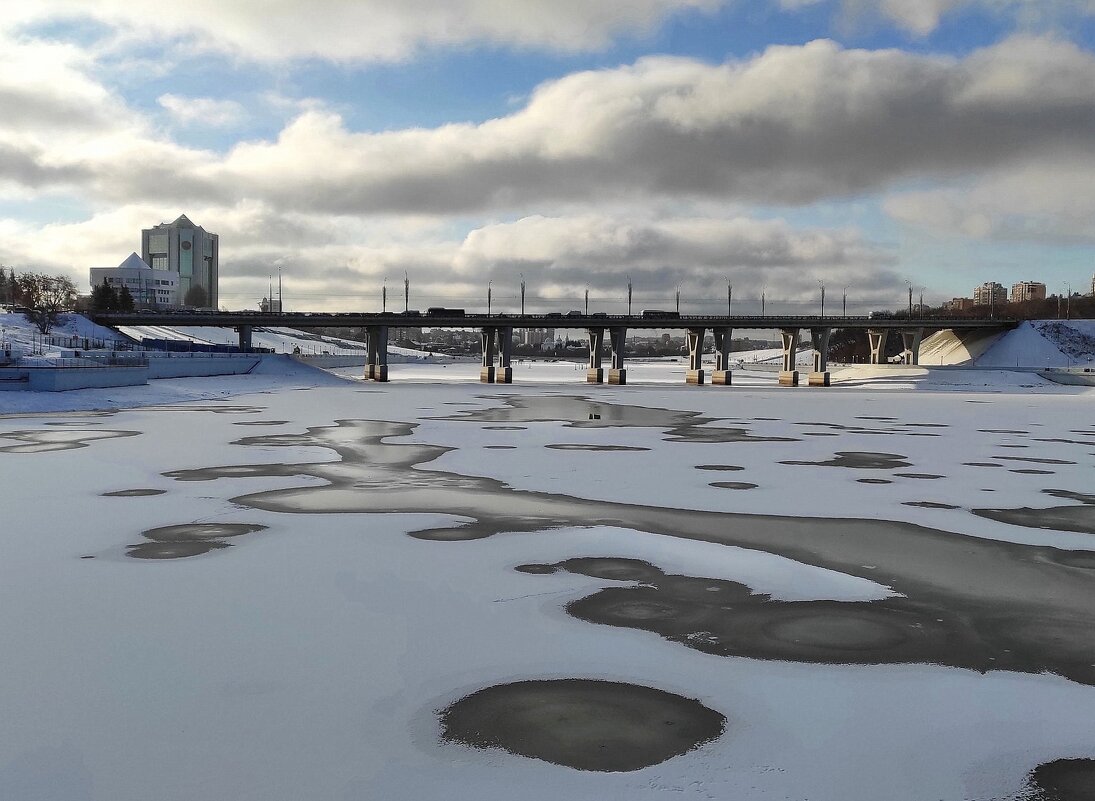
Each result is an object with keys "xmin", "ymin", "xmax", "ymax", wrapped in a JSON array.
[{"xmin": 0, "ymin": 429, "xmax": 140, "ymax": 454}]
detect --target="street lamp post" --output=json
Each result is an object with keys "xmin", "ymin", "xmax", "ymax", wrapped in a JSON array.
[
  {"xmin": 761, "ymin": 287, "xmax": 767, "ymax": 317},
  {"xmin": 727, "ymin": 279, "xmax": 733, "ymax": 317},
  {"xmin": 487, "ymin": 280, "xmax": 492, "ymax": 316},
  {"xmin": 843, "ymin": 287, "xmax": 847, "ymax": 318},
  {"xmin": 627, "ymin": 276, "xmax": 632, "ymax": 316},
  {"xmin": 675, "ymin": 283, "xmax": 681, "ymax": 314},
  {"xmin": 906, "ymin": 280, "xmax": 913, "ymax": 319},
  {"xmin": 404, "ymin": 272, "xmax": 409, "ymax": 312},
  {"xmin": 520, "ymin": 274, "xmax": 525, "ymax": 316},
  {"xmin": 818, "ymin": 280, "xmax": 825, "ymax": 317},
  {"xmin": 382, "ymin": 277, "xmax": 387, "ymax": 313}
]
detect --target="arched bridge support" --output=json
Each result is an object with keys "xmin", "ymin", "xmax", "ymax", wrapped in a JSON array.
[
  {"xmin": 779, "ymin": 328, "xmax": 800, "ymax": 386},
  {"xmin": 809, "ymin": 327, "xmax": 831, "ymax": 387},
  {"xmin": 587, "ymin": 327, "xmax": 605, "ymax": 383},
  {"xmin": 686, "ymin": 328, "xmax": 705, "ymax": 385},
  {"xmin": 608, "ymin": 327, "xmax": 627, "ymax": 385},
  {"xmin": 712, "ymin": 327, "xmax": 733, "ymax": 385}
]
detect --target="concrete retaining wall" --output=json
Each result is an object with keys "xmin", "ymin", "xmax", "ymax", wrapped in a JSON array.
[
  {"xmin": 26, "ymin": 366, "xmax": 149, "ymax": 391},
  {"xmin": 147, "ymin": 356, "xmax": 260, "ymax": 378},
  {"xmin": 1039, "ymin": 369, "xmax": 1095, "ymax": 386}
]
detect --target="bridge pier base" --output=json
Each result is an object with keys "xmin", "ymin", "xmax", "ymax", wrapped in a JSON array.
[
  {"xmin": 809, "ymin": 327, "xmax": 831, "ymax": 387},
  {"xmin": 587, "ymin": 327, "xmax": 605, "ymax": 383},
  {"xmin": 365, "ymin": 325, "xmax": 388, "ymax": 382},
  {"xmin": 779, "ymin": 328, "xmax": 800, "ymax": 386},
  {"xmin": 686, "ymin": 328, "xmax": 705, "ymax": 385},
  {"xmin": 608, "ymin": 327, "xmax": 627, "ymax": 385},
  {"xmin": 712, "ymin": 327, "xmax": 732, "ymax": 386},
  {"xmin": 480, "ymin": 327, "xmax": 497, "ymax": 383},
  {"xmin": 494, "ymin": 327, "xmax": 514, "ymax": 383},
  {"xmin": 868, "ymin": 329, "xmax": 889, "ymax": 365},
  {"xmin": 900, "ymin": 328, "xmax": 923, "ymax": 366}
]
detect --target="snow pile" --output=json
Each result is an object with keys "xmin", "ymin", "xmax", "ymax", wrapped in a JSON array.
[{"xmin": 975, "ymin": 320, "xmax": 1095, "ymax": 368}]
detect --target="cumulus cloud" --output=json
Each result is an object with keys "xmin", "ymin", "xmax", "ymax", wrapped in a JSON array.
[
  {"xmin": 0, "ymin": 0, "xmax": 720, "ymax": 62},
  {"xmin": 158, "ymin": 94, "xmax": 246, "ymax": 128},
  {"xmin": 885, "ymin": 154, "xmax": 1095, "ymax": 242},
  {"xmin": 0, "ymin": 204, "xmax": 901, "ymax": 311}
]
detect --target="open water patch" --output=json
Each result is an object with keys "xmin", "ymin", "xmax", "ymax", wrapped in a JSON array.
[
  {"xmin": 709, "ymin": 482, "xmax": 757, "ymax": 490},
  {"xmin": 103, "ymin": 488, "xmax": 166, "ymax": 497},
  {"xmin": 127, "ymin": 523, "xmax": 266, "ymax": 559},
  {"xmin": 438, "ymin": 679, "xmax": 725, "ymax": 772},
  {"xmin": 546, "ymin": 444, "xmax": 650, "ymax": 453},
  {"xmin": 781, "ymin": 452, "xmax": 912, "ymax": 470},
  {"xmin": 1022, "ymin": 758, "xmax": 1095, "ymax": 800}
]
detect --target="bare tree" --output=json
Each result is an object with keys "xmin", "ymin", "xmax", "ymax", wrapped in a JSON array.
[{"xmin": 18, "ymin": 272, "xmax": 78, "ymax": 333}]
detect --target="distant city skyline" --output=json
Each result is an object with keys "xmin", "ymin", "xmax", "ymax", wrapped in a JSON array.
[{"xmin": 1, "ymin": 1, "xmax": 1094, "ymax": 311}]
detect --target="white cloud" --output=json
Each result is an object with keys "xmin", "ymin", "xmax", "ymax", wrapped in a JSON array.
[
  {"xmin": 827, "ymin": 0, "xmax": 1095, "ymax": 35},
  {"xmin": 0, "ymin": 1, "xmax": 721, "ymax": 63},
  {"xmin": 158, "ymin": 94, "xmax": 246, "ymax": 128}
]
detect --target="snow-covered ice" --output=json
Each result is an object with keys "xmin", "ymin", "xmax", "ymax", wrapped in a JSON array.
[{"xmin": 1, "ymin": 354, "xmax": 1094, "ymax": 801}]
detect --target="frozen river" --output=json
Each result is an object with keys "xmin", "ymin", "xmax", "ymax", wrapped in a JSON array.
[{"xmin": 1, "ymin": 361, "xmax": 1094, "ymax": 800}]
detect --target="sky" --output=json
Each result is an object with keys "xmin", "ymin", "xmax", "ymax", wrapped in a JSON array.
[{"xmin": 1, "ymin": 0, "xmax": 1095, "ymax": 314}]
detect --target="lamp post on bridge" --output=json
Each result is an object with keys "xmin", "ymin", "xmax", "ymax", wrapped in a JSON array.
[
  {"xmin": 818, "ymin": 280, "xmax": 825, "ymax": 317},
  {"xmin": 520, "ymin": 274, "xmax": 525, "ymax": 316},
  {"xmin": 627, "ymin": 275, "xmax": 633, "ymax": 316},
  {"xmin": 675, "ymin": 283, "xmax": 681, "ymax": 314},
  {"xmin": 585, "ymin": 286, "xmax": 589, "ymax": 316},
  {"xmin": 906, "ymin": 280, "xmax": 913, "ymax": 319},
  {"xmin": 487, "ymin": 280, "xmax": 492, "ymax": 316},
  {"xmin": 727, "ymin": 279, "xmax": 733, "ymax": 317},
  {"xmin": 761, "ymin": 286, "xmax": 767, "ymax": 317},
  {"xmin": 843, "ymin": 286, "xmax": 847, "ymax": 318},
  {"xmin": 382, "ymin": 277, "xmax": 387, "ymax": 313},
  {"xmin": 404, "ymin": 272, "xmax": 409, "ymax": 313}
]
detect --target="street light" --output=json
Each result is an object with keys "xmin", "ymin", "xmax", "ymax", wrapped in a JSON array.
[
  {"xmin": 585, "ymin": 286, "xmax": 589, "ymax": 315},
  {"xmin": 842, "ymin": 286, "xmax": 847, "ymax": 318},
  {"xmin": 487, "ymin": 280, "xmax": 492, "ymax": 316},
  {"xmin": 382, "ymin": 276, "xmax": 388, "ymax": 313},
  {"xmin": 727, "ymin": 278, "xmax": 733, "ymax": 317},
  {"xmin": 905, "ymin": 279, "xmax": 913, "ymax": 319},
  {"xmin": 761, "ymin": 286, "xmax": 767, "ymax": 317},
  {"xmin": 818, "ymin": 280, "xmax": 825, "ymax": 317},
  {"xmin": 520, "ymin": 273, "xmax": 525, "ymax": 316},
  {"xmin": 627, "ymin": 275, "xmax": 633, "ymax": 316},
  {"xmin": 675, "ymin": 283, "xmax": 681, "ymax": 314}
]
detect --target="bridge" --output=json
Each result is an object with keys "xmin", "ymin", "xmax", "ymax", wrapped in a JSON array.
[{"xmin": 90, "ymin": 311, "xmax": 1017, "ymax": 387}]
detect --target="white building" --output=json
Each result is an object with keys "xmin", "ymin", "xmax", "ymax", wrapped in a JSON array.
[
  {"xmin": 973, "ymin": 282, "xmax": 1007, "ymax": 307},
  {"xmin": 90, "ymin": 252, "xmax": 179, "ymax": 307}
]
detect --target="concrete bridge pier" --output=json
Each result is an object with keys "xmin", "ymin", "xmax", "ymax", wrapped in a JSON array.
[
  {"xmin": 900, "ymin": 328, "xmax": 923, "ymax": 365},
  {"xmin": 686, "ymin": 328, "xmax": 705, "ymax": 385},
  {"xmin": 587, "ymin": 327, "xmax": 605, "ymax": 383},
  {"xmin": 480, "ymin": 327, "xmax": 497, "ymax": 383},
  {"xmin": 779, "ymin": 328, "xmax": 800, "ymax": 386},
  {"xmin": 366, "ymin": 325, "xmax": 389, "ymax": 381},
  {"xmin": 608, "ymin": 327, "xmax": 627, "ymax": 385},
  {"xmin": 495, "ymin": 326, "xmax": 514, "ymax": 383},
  {"xmin": 236, "ymin": 324, "xmax": 252, "ymax": 352},
  {"xmin": 712, "ymin": 327, "xmax": 733, "ymax": 385},
  {"xmin": 809, "ymin": 327, "xmax": 832, "ymax": 387},
  {"xmin": 868, "ymin": 329, "xmax": 889, "ymax": 365}
]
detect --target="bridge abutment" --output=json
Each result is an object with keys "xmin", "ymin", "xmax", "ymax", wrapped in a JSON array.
[{"xmin": 495, "ymin": 326, "xmax": 514, "ymax": 383}]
